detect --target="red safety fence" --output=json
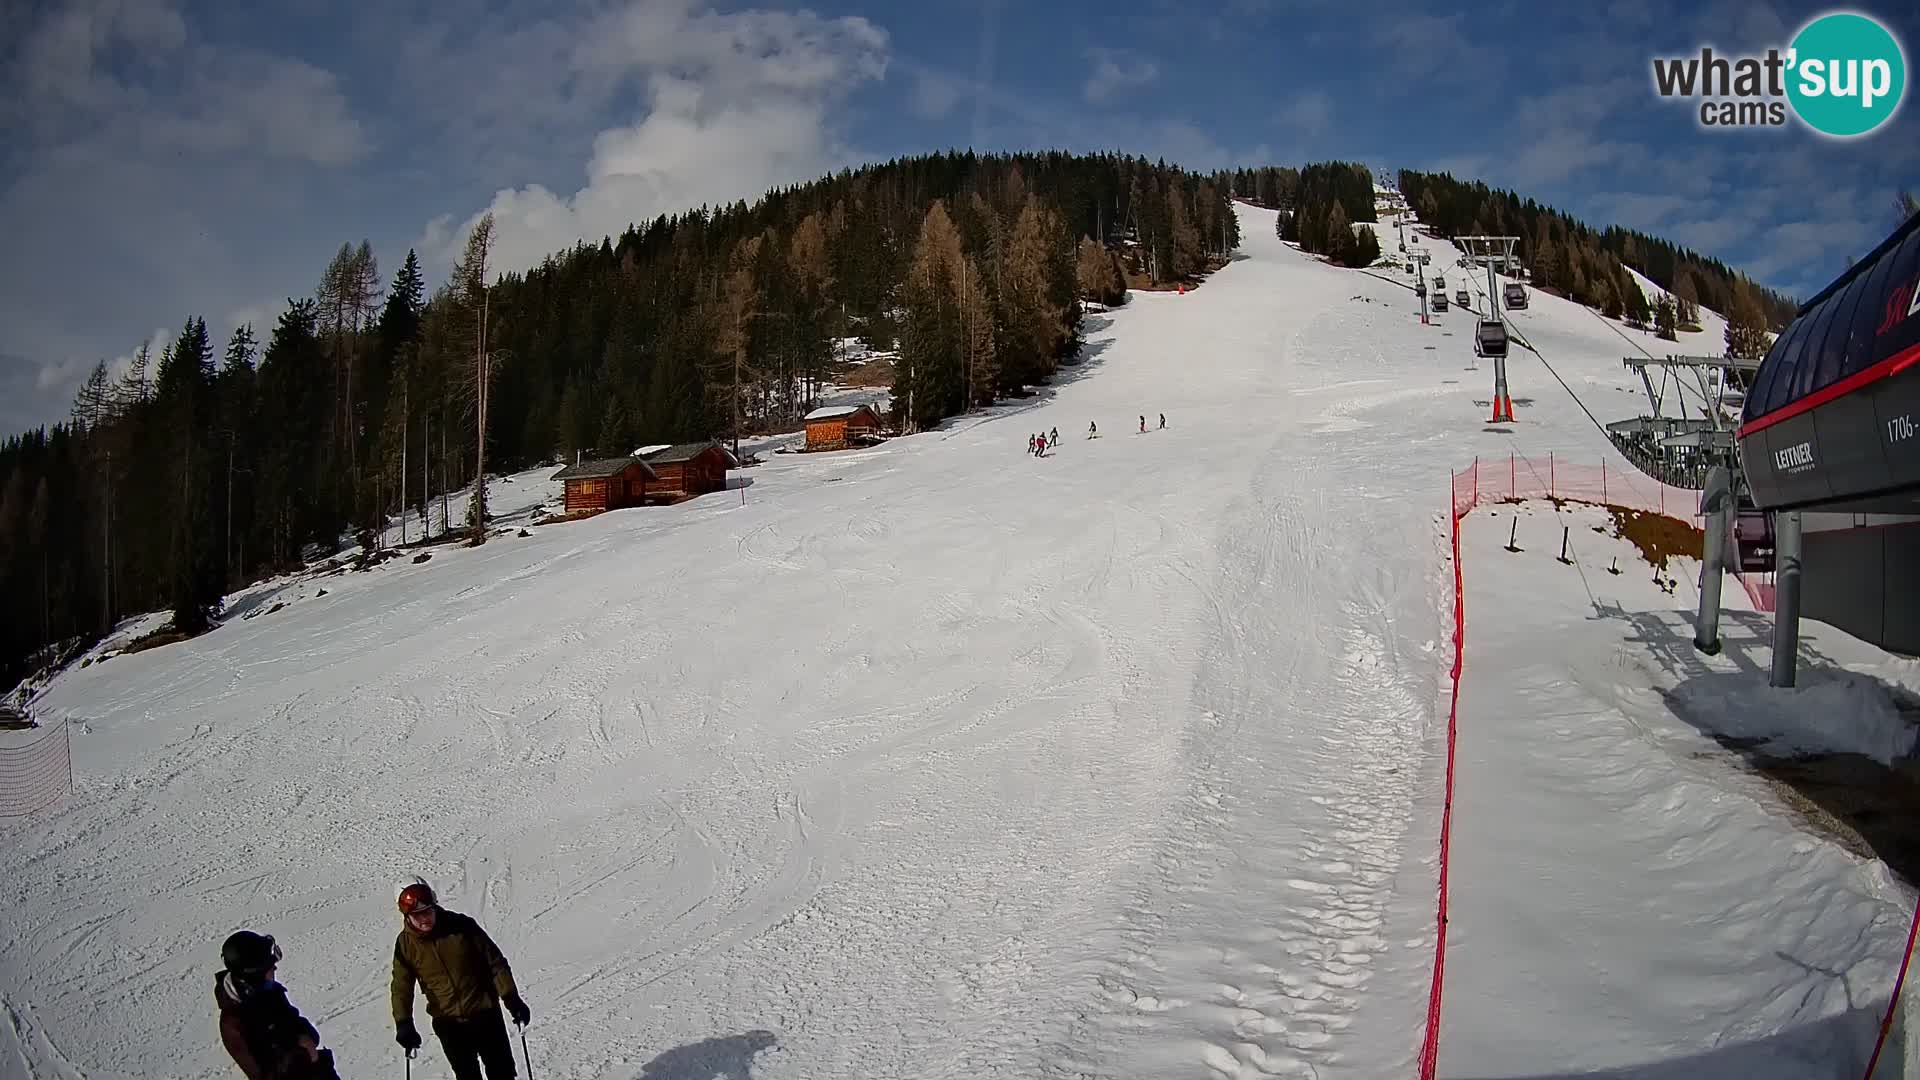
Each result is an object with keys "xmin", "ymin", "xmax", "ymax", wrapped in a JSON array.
[
  {"xmin": 0, "ymin": 722, "xmax": 72, "ymax": 818},
  {"xmin": 1427, "ymin": 456, "xmax": 1905, "ymax": 1080},
  {"xmin": 1449, "ymin": 453, "xmax": 1775, "ymax": 612},
  {"xmin": 1451, "ymin": 451, "xmax": 1703, "ymax": 522},
  {"xmin": 1417, "ymin": 481, "xmax": 1468, "ymax": 1079}
]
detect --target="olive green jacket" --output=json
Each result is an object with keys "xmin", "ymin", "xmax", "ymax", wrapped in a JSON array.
[{"xmin": 390, "ymin": 910, "xmax": 520, "ymax": 1022}]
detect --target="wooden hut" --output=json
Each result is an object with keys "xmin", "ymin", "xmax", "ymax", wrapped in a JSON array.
[
  {"xmin": 551, "ymin": 457, "xmax": 657, "ymax": 514},
  {"xmin": 803, "ymin": 404, "xmax": 882, "ymax": 451},
  {"xmin": 638, "ymin": 442, "xmax": 736, "ymax": 499}
]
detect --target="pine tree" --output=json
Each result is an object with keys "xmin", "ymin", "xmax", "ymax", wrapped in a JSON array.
[
  {"xmin": 1654, "ymin": 294, "xmax": 1678, "ymax": 341},
  {"xmin": 452, "ymin": 214, "xmax": 496, "ymax": 545},
  {"xmin": 1619, "ymin": 266, "xmax": 1650, "ymax": 326},
  {"xmin": 378, "ymin": 250, "xmax": 426, "ymax": 351},
  {"xmin": 155, "ymin": 318, "xmax": 221, "ymax": 633},
  {"xmin": 1347, "ymin": 224, "xmax": 1380, "ymax": 267},
  {"xmin": 1324, "ymin": 201, "xmax": 1352, "ymax": 263},
  {"xmin": 1167, "ymin": 183, "xmax": 1202, "ymax": 279},
  {"xmin": 27, "ymin": 477, "xmax": 50, "ymax": 648}
]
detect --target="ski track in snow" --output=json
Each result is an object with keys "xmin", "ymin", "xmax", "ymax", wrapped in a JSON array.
[{"xmin": 0, "ymin": 204, "xmax": 1906, "ymax": 1079}]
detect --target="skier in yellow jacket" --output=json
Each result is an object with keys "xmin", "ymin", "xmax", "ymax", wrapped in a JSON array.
[{"xmin": 391, "ymin": 877, "xmax": 530, "ymax": 1079}]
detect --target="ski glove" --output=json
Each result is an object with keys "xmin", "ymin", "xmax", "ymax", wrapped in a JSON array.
[
  {"xmin": 505, "ymin": 994, "xmax": 531, "ymax": 1027},
  {"xmin": 396, "ymin": 1019, "xmax": 422, "ymax": 1051}
]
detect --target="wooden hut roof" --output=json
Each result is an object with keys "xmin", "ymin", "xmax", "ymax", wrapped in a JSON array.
[
  {"xmin": 551, "ymin": 457, "xmax": 656, "ymax": 481},
  {"xmin": 804, "ymin": 403, "xmax": 877, "ymax": 421},
  {"xmin": 640, "ymin": 441, "xmax": 738, "ymax": 467}
]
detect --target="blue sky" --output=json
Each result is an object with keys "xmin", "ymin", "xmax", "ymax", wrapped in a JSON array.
[{"xmin": 3, "ymin": 0, "xmax": 1916, "ymax": 435}]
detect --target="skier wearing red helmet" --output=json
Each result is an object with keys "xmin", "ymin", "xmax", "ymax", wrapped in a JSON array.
[{"xmin": 390, "ymin": 876, "xmax": 530, "ymax": 1079}]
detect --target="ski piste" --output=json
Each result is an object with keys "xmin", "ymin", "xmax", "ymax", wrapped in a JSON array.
[{"xmin": 2, "ymin": 203, "xmax": 1912, "ymax": 1078}]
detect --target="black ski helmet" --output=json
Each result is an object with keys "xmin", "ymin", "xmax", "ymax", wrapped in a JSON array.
[{"xmin": 222, "ymin": 930, "xmax": 281, "ymax": 976}]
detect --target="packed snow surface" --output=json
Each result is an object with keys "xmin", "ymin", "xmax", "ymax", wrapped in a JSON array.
[
  {"xmin": 1443, "ymin": 500, "xmax": 1918, "ymax": 1077},
  {"xmin": 2, "ymin": 203, "xmax": 1913, "ymax": 1079}
]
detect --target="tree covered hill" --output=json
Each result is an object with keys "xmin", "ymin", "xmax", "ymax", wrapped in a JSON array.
[{"xmin": 0, "ymin": 149, "xmax": 1807, "ymax": 688}]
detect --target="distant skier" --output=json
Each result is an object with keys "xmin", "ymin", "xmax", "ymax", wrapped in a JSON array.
[
  {"xmin": 1088, "ymin": 421, "xmax": 1097, "ymax": 439},
  {"xmin": 1139, "ymin": 415, "xmax": 1146, "ymax": 433},
  {"xmin": 215, "ymin": 930, "xmax": 340, "ymax": 1080},
  {"xmin": 1050, "ymin": 427, "xmax": 1058, "ymax": 447},
  {"xmin": 1158, "ymin": 413, "xmax": 1166, "ymax": 429},
  {"xmin": 392, "ymin": 877, "xmax": 530, "ymax": 1080},
  {"xmin": 1036, "ymin": 433, "xmax": 1048, "ymax": 457}
]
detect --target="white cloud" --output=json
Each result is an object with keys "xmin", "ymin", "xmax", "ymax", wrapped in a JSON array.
[
  {"xmin": 1127, "ymin": 121, "xmax": 1273, "ymax": 174},
  {"xmin": 1587, "ymin": 193, "xmax": 1695, "ymax": 229},
  {"xmin": 1275, "ymin": 91, "xmax": 1332, "ymax": 136},
  {"xmin": 909, "ymin": 68, "xmax": 965, "ymax": 119},
  {"xmin": 1083, "ymin": 47, "xmax": 1159, "ymax": 104},
  {"xmin": 426, "ymin": 4, "xmax": 889, "ymax": 277},
  {"xmin": 1379, "ymin": 14, "xmax": 1484, "ymax": 81},
  {"xmin": 4, "ymin": 0, "xmax": 365, "ymax": 169},
  {"xmin": 0, "ymin": 0, "xmax": 372, "ymax": 435}
]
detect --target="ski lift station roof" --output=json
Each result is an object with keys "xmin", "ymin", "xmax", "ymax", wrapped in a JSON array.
[{"xmin": 1738, "ymin": 210, "xmax": 1920, "ymax": 514}]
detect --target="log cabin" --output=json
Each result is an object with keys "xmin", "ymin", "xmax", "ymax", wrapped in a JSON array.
[
  {"xmin": 803, "ymin": 403, "xmax": 883, "ymax": 451},
  {"xmin": 550, "ymin": 457, "xmax": 657, "ymax": 514},
  {"xmin": 637, "ymin": 442, "xmax": 737, "ymax": 498}
]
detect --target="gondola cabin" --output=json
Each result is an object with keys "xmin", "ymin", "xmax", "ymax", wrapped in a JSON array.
[
  {"xmin": 1455, "ymin": 289, "xmax": 1470, "ymax": 306},
  {"xmin": 1474, "ymin": 320, "xmax": 1509, "ymax": 358},
  {"xmin": 1504, "ymin": 282, "xmax": 1528, "ymax": 310},
  {"xmin": 803, "ymin": 404, "xmax": 882, "ymax": 451},
  {"xmin": 551, "ymin": 457, "xmax": 657, "ymax": 514},
  {"xmin": 638, "ymin": 442, "xmax": 736, "ymax": 499},
  {"xmin": 1432, "ymin": 292, "xmax": 1448, "ymax": 312}
]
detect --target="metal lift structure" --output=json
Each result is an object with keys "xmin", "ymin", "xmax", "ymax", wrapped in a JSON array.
[{"xmin": 1456, "ymin": 235, "xmax": 1520, "ymax": 422}]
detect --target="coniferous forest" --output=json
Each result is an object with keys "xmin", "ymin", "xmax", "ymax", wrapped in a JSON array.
[
  {"xmin": 1395, "ymin": 170, "xmax": 1797, "ymax": 338},
  {"xmin": 0, "ymin": 149, "xmax": 1821, "ymax": 688},
  {"xmin": 0, "ymin": 151, "xmax": 1241, "ymax": 686}
]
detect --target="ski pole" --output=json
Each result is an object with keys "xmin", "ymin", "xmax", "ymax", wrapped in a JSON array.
[
  {"xmin": 519, "ymin": 1024, "xmax": 534, "ymax": 1080},
  {"xmin": 405, "ymin": 1048, "xmax": 413, "ymax": 1080}
]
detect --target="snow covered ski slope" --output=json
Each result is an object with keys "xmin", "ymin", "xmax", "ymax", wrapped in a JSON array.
[{"xmin": 2, "ymin": 203, "xmax": 1909, "ymax": 1079}]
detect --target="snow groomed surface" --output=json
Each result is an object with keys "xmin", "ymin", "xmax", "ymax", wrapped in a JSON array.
[{"xmin": 2, "ymin": 202, "xmax": 1914, "ymax": 1078}]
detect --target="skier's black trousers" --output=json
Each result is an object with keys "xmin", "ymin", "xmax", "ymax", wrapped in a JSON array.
[{"xmin": 432, "ymin": 1009, "xmax": 516, "ymax": 1080}]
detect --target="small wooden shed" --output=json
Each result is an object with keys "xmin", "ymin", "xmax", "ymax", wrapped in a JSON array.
[
  {"xmin": 803, "ymin": 404, "xmax": 882, "ymax": 451},
  {"xmin": 551, "ymin": 456, "xmax": 657, "ymax": 514},
  {"xmin": 638, "ymin": 442, "xmax": 736, "ymax": 498}
]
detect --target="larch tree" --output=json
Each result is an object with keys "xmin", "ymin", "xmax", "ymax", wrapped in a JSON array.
[
  {"xmin": 1725, "ymin": 279, "xmax": 1771, "ymax": 359},
  {"xmin": 1673, "ymin": 271, "xmax": 1701, "ymax": 328},
  {"xmin": 896, "ymin": 200, "xmax": 967, "ymax": 431}
]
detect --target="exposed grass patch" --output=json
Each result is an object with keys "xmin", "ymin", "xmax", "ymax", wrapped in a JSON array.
[
  {"xmin": 838, "ymin": 357, "xmax": 894, "ymax": 389},
  {"xmin": 1603, "ymin": 506, "xmax": 1703, "ymax": 571}
]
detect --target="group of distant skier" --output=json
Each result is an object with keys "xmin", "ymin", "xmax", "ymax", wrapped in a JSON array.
[
  {"xmin": 216, "ymin": 877, "xmax": 529, "ymax": 1079},
  {"xmin": 1029, "ymin": 413, "xmax": 1165, "ymax": 456}
]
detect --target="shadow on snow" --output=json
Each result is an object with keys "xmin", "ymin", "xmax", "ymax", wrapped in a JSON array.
[{"xmin": 637, "ymin": 1030, "xmax": 778, "ymax": 1080}]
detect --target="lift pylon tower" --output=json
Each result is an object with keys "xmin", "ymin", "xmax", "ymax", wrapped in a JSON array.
[{"xmin": 1457, "ymin": 235, "xmax": 1521, "ymax": 423}]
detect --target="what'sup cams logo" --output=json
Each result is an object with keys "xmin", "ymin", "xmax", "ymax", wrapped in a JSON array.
[{"xmin": 1651, "ymin": 11, "xmax": 1907, "ymax": 137}]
